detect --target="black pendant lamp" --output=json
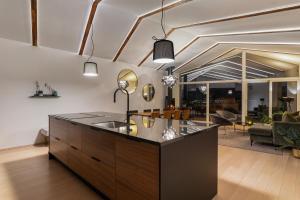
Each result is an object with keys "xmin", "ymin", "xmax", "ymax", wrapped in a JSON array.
[
  {"xmin": 153, "ymin": 39, "xmax": 174, "ymax": 64},
  {"xmin": 153, "ymin": 0, "xmax": 175, "ymax": 64},
  {"xmin": 83, "ymin": 24, "xmax": 98, "ymax": 77}
]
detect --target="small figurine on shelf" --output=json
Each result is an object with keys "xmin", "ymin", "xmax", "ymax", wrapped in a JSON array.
[
  {"xmin": 31, "ymin": 82, "xmax": 59, "ymax": 98},
  {"xmin": 52, "ymin": 89, "xmax": 58, "ymax": 97},
  {"xmin": 45, "ymin": 83, "xmax": 58, "ymax": 97},
  {"xmin": 45, "ymin": 83, "xmax": 52, "ymax": 96},
  {"xmin": 35, "ymin": 81, "xmax": 43, "ymax": 96}
]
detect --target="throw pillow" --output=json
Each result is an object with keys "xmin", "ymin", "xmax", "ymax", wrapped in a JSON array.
[
  {"xmin": 282, "ymin": 112, "xmax": 298, "ymax": 122},
  {"xmin": 295, "ymin": 116, "xmax": 300, "ymax": 122}
]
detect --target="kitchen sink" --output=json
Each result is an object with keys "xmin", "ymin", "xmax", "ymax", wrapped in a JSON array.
[{"xmin": 93, "ymin": 121, "xmax": 128, "ymax": 129}]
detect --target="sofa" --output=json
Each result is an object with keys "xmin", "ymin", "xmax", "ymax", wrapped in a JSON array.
[
  {"xmin": 249, "ymin": 112, "xmax": 300, "ymax": 148},
  {"xmin": 273, "ymin": 121, "xmax": 300, "ymax": 147},
  {"xmin": 249, "ymin": 124, "xmax": 273, "ymax": 146}
]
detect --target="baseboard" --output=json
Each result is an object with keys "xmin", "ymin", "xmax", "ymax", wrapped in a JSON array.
[{"xmin": 0, "ymin": 143, "xmax": 48, "ymax": 152}]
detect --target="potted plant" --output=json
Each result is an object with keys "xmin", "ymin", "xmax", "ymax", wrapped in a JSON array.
[{"xmin": 245, "ymin": 116, "xmax": 254, "ymax": 126}]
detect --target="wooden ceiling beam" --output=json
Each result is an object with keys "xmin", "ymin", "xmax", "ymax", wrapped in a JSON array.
[
  {"xmin": 31, "ymin": 0, "xmax": 37, "ymax": 46},
  {"xmin": 79, "ymin": 0, "xmax": 101, "ymax": 56},
  {"xmin": 238, "ymin": 47, "xmax": 300, "ymax": 56},
  {"xmin": 112, "ymin": 0, "xmax": 191, "ymax": 62}
]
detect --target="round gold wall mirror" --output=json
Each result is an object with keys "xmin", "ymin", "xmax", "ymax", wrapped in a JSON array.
[
  {"xmin": 117, "ymin": 69, "xmax": 138, "ymax": 94},
  {"xmin": 142, "ymin": 84, "xmax": 155, "ymax": 102}
]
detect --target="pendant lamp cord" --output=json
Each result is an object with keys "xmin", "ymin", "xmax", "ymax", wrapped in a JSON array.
[
  {"xmin": 87, "ymin": 23, "xmax": 95, "ymax": 62},
  {"xmin": 153, "ymin": 0, "xmax": 167, "ymax": 41},
  {"xmin": 161, "ymin": 0, "xmax": 167, "ymax": 39}
]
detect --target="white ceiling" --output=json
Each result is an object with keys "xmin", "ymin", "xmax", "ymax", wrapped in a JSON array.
[
  {"xmin": 149, "ymin": 0, "xmax": 300, "ymax": 28},
  {"xmin": 247, "ymin": 51, "xmax": 300, "ymax": 66},
  {"xmin": 1, "ymin": 0, "xmax": 300, "ymax": 73},
  {"xmin": 39, "ymin": 0, "xmax": 91, "ymax": 52},
  {"xmin": 185, "ymin": 53, "xmax": 297, "ymax": 82},
  {"xmin": 177, "ymin": 44, "xmax": 300, "ymax": 73},
  {"xmin": 0, "ymin": 0, "xmax": 31, "ymax": 43},
  {"xmin": 175, "ymin": 32, "xmax": 300, "ymax": 72}
]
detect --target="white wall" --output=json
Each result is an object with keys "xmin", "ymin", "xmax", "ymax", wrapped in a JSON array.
[{"xmin": 0, "ymin": 38, "xmax": 165, "ymax": 149}]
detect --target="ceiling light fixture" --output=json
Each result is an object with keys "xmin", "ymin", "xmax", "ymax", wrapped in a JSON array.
[
  {"xmin": 83, "ymin": 22, "xmax": 98, "ymax": 77},
  {"xmin": 118, "ymin": 80, "xmax": 129, "ymax": 90},
  {"xmin": 153, "ymin": 0, "xmax": 174, "ymax": 64},
  {"xmin": 162, "ymin": 75, "xmax": 177, "ymax": 88},
  {"xmin": 162, "ymin": 67, "xmax": 177, "ymax": 88}
]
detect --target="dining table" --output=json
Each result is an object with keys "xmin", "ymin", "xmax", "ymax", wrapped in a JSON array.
[
  {"xmin": 134, "ymin": 110, "xmax": 182, "ymax": 118},
  {"xmin": 134, "ymin": 112, "xmax": 164, "ymax": 117}
]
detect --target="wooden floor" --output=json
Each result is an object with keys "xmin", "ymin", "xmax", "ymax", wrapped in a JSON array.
[{"xmin": 0, "ymin": 145, "xmax": 299, "ymax": 200}]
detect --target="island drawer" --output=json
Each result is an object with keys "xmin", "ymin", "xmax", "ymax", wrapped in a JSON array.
[
  {"xmin": 66, "ymin": 122, "xmax": 82, "ymax": 150},
  {"xmin": 82, "ymin": 127, "xmax": 115, "ymax": 167},
  {"xmin": 116, "ymin": 181, "xmax": 154, "ymax": 200},
  {"xmin": 80, "ymin": 153, "xmax": 115, "ymax": 200},
  {"xmin": 116, "ymin": 157, "xmax": 159, "ymax": 199},
  {"xmin": 115, "ymin": 137, "xmax": 159, "ymax": 173},
  {"xmin": 67, "ymin": 144, "xmax": 84, "ymax": 175},
  {"xmin": 115, "ymin": 137, "xmax": 159, "ymax": 200},
  {"xmin": 49, "ymin": 136, "xmax": 68, "ymax": 164},
  {"xmin": 49, "ymin": 117, "xmax": 68, "ymax": 141}
]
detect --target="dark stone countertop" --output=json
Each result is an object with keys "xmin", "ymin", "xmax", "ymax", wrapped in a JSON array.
[{"xmin": 50, "ymin": 112, "xmax": 217, "ymax": 146}]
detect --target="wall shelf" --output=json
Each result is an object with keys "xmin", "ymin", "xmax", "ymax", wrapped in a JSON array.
[{"xmin": 29, "ymin": 95, "xmax": 61, "ymax": 98}]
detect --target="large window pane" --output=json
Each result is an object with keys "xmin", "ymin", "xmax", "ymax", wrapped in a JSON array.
[
  {"xmin": 272, "ymin": 82, "xmax": 297, "ymax": 113},
  {"xmin": 248, "ymin": 83, "xmax": 269, "ymax": 123},
  {"xmin": 209, "ymin": 83, "xmax": 242, "ymax": 115},
  {"xmin": 180, "ymin": 83, "xmax": 207, "ymax": 120}
]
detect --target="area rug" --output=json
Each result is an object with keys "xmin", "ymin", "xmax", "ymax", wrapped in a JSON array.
[{"xmin": 218, "ymin": 127, "xmax": 284, "ymax": 155}]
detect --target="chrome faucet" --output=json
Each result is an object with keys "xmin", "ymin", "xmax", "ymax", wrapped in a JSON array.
[{"xmin": 113, "ymin": 82, "xmax": 130, "ymax": 124}]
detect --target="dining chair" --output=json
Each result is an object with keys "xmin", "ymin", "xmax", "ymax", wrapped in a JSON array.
[
  {"xmin": 128, "ymin": 110, "xmax": 138, "ymax": 114},
  {"xmin": 182, "ymin": 109, "xmax": 191, "ymax": 120},
  {"xmin": 153, "ymin": 109, "xmax": 160, "ymax": 112},
  {"xmin": 163, "ymin": 110, "xmax": 172, "ymax": 119},
  {"xmin": 173, "ymin": 110, "xmax": 181, "ymax": 120},
  {"xmin": 210, "ymin": 114, "xmax": 233, "ymax": 135},
  {"xmin": 143, "ymin": 109, "xmax": 152, "ymax": 113},
  {"xmin": 151, "ymin": 112, "xmax": 161, "ymax": 118}
]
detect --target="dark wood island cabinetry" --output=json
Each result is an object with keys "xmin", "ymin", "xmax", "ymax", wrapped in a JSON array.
[{"xmin": 49, "ymin": 112, "xmax": 217, "ymax": 200}]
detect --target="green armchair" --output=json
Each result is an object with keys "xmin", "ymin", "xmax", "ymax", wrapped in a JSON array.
[{"xmin": 273, "ymin": 121, "xmax": 300, "ymax": 147}]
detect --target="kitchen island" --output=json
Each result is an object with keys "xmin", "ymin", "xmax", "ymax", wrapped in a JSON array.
[{"xmin": 49, "ymin": 112, "xmax": 218, "ymax": 200}]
